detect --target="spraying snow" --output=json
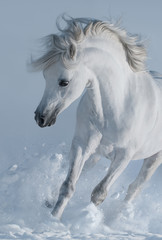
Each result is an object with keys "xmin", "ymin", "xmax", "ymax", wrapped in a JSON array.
[{"xmin": 0, "ymin": 143, "xmax": 162, "ymax": 239}]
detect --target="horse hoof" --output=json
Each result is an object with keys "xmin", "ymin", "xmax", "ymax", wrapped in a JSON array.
[{"xmin": 91, "ymin": 185, "xmax": 107, "ymax": 206}]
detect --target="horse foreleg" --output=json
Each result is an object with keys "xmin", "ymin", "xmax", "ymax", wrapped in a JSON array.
[
  {"xmin": 51, "ymin": 131, "xmax": 102, "ymax": 219},
  {"xmin": 125, "ymin": 151, "xmax": 162, "ymax": 203},
  {"xmin": 91, "ymin": 149, "xmax": 132, "ymax": 206},
  {"xmin": 51, "ymin": 144, "xmax": 83, "ymax": 219}
]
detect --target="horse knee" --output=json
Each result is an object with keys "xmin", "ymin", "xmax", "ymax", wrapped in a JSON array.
[{"xmin": 60, "ymin": 179, "xmax": 75, "ymax": 198}]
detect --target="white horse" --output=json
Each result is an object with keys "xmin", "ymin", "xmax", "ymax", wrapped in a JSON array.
[{"xmin": 32, "ymin": 17, "xmax": 162, "ymax": 219}]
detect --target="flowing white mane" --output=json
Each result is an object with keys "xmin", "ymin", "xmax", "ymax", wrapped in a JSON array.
[{"xmin": 31, "ymin": 16, "xmax": 147, "ymax": 72}]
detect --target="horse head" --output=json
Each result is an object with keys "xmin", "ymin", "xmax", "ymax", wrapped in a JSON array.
[{"xmin": 34, "ymin": 49, "xmax": 90, "ymax": 128}]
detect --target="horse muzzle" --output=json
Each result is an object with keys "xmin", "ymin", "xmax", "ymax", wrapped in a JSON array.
[{"xmin": 34, "ymin": 109, "xmax": 58, "ymax": 128}]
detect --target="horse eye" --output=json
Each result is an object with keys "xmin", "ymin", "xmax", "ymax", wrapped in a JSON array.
[{"xmin": 59, "ymin": 80, "xmax": 69, "ymax": 87}]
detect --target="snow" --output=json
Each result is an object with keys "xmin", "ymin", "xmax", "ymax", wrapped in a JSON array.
[
  {"xmin": 1, "ymin": 0, "xmax": 162, "ymax": 239},
  {"xmin": 0, "ymin": 142, "xmax": 162, "ymax": 239}
]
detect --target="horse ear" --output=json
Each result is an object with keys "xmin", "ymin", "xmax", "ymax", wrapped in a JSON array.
[{"xmin": 69, "ymin": 44, "xmax": 76, "ymax": 60}]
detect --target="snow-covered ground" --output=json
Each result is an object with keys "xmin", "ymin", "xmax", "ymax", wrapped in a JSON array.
[
  {"xmin": 1, "ymin": 0, "xmax": 162, "ymax": 239},
  {"xmin": 1, "ymin": 143, "xmax": 162, "ymax": 239}
]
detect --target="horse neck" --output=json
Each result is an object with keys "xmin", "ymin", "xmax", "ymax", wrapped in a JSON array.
[{"xmin": 83, "ymin": 37, "xmax": 133, "ymax": 117}]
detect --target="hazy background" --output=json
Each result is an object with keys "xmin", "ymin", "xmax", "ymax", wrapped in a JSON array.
[
  {"xmin": 0, "ymin": 1, "xmax": 162, "ymax": 238},
  {"xmin": 0, "ymin": 0, "xmax": 162, "ymax": 177}
]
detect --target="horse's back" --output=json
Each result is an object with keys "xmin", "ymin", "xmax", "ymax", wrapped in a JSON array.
[{"xmin": 132, "ymin": 71, "xmax": 162, "ymax": 159}]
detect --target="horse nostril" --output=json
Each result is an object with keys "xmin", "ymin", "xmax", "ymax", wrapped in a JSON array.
[
  {"xmin": 35, "ymin": 112, "xmax": 46, "ymax": 127},
  {"xmin": 40, "ymin": 114, "xmax": 45, "ymax": 119},
  {"xmin": 40, "ymin": 115, "xmax": 45, "ymax": 125}
]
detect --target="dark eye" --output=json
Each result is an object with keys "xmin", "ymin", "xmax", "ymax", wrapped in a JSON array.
[{"xmin": 59, "ymin": 79, "xmax": 69, "ymax": 87}]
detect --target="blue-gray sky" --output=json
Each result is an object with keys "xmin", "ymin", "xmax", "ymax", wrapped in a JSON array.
[{"xmin": 0, "ymin": 0, "xmax": 162, "ymax": 163}]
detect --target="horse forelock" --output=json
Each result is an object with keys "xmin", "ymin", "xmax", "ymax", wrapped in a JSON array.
[{"xmin": 30, "ymin": 16, "xmax": 147, "ymax": 72}]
